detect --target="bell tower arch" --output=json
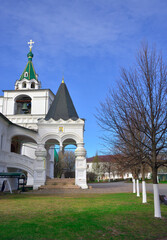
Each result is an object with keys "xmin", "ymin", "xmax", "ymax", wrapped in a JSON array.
[{"xmin": 14, "ymin": 94, "xmax": 32, "ymax": 115}]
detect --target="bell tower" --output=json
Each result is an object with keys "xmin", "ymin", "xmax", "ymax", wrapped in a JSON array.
[{"xmin": 0, "ymin": 40, "xmax": 55, "ymax": 130}]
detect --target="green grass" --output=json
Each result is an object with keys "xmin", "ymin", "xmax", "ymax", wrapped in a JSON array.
[
  {"xmin": 0, "ymin": 193, "xmax": 167, "ymax": 240},
  {"xmin": 159, "ymin": 181, "xmax": 167, "ymax": 184}
]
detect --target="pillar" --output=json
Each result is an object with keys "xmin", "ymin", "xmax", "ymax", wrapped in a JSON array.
[
  {"xmin": 49, "ymin": 145, "xmax": 54, "ymax": 179},
  {"xmin": 45, "ymin": 145, "xmax": 51, "ymax": 178},
  {"xmin": 75, "ymin": 143, "xmax": 88, "ymax": 189},
  {"xmin": 33, "ymin": 143, "xmax": 47, "ymax": 189},
  {"xmin": 27, "ymin": 173, "xmax": 34, "ymax": 185}
]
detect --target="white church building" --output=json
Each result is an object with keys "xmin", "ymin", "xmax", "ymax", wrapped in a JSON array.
[{"xmin": 0, "ymin": 40, "xmax": 88, "ymax": 190}]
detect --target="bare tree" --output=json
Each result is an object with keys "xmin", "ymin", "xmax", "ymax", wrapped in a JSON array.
[
  {"xmin": 101, "ymin": 156, "xmax": 118, "ymax": 181},
  {"xmin": 63, "ymin": 151, "xmax": 75, "ymax": 172},
  {"xmin": 97, "ymin": 43, "xmax": 167, "ymax": 218},
  {"xmin": 54, "ymin": 151, "xmax": 75, "ymax": 178},
  {"xmin": 54, "ymin": 151, "xmax": 65, "ymax": 178},
  {"xmin": 92, "ymin": 153, "xmax": 101, "ymax": 181}
]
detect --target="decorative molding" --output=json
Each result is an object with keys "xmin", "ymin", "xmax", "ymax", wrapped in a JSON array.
[{"xmin": 38, "ymin": 118, "xmax": 84, "ymax": 125}]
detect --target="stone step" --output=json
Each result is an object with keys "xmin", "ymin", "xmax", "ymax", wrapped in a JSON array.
[
  {"xmin": 45, "ymin": 183, "xmax": 76, "ymax": 186},
  {"xmin": 38, "ymin": 178, "xmax": 80, "ymax": 190},
  {"xmin": 45, "ymin": 183, "xmax": 75, "ymax": 187},
  {"xmin": 39, "ymin": 184, "xmax": 80, "ymax": 189},
  {"xmin": 46, "ymin": 178, "xmax": 75, "ymax": 184}
]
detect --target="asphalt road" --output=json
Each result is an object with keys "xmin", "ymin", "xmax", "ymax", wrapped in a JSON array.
[
  {"xmin": 23, "ymin": 181, "xmax": 167, "ymax": 195},
  {"xmin": 89, "ymin": 182, "xmax": 167, "ymax": 195}
]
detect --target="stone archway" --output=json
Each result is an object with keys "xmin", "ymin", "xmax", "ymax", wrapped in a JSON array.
[
  {"xmin": 10, "ymin": 134, "xmax": 37, "ymax": 185},
  {"xmin": 62, "ymin": 138, "xmax": 77, "ymax": 178},
  {"xmin": 44, "ymin": 138, "xmax": 60, "ymax": 179},
  {"xmin": 10, "ymin": 135, "xmax": 37, "ymax": 156}
]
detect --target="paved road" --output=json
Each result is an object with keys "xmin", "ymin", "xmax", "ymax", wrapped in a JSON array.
[
  {"xmin": 25, "ymin": 181, "xmax": 167, "ymax": 195},
  {"xmin": 89, "ymin": 182, "xmax": 167, "ymax": 195}
]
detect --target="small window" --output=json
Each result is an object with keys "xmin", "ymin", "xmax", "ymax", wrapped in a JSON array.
[
  {"xmin": 31, "ymin": 82, "xmax": 35, "ymax": 88},
  {"xmin": 24, "ymin": 72, "xmax": 28, "ymax": 77},
  {"xmin": 22, "ymin": 82, "xmax": 26, "ymax": 88}
]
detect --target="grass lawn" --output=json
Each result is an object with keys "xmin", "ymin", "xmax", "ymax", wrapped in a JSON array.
[
  {"xmin": 159, "ymin": 181, "xmax": 167, "ymax": 184},
  {"xmin": 0, "ymin": 193, "xmax": 167, "ymax": 240}
]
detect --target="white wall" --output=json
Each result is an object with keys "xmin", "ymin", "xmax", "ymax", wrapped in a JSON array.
[
  {"xmin": 0, "ymin": 116, "xmax": 10, "ymax": 152},
  {"xmin": 0, "ymin": 97, "xmax": 3, "ymax": 113},
  {"xmin": 1, "ymin": 89, "xmax": 54, "ymax": 130},
  {"xmin": 21, "ymin": 143, "xmax": 36, "ymax": 159},
  {"xmin": 2, "ymin": 90, "xmax": 54, "ymax": 114}
]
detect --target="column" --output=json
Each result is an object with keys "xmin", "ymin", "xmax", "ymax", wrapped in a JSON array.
[
  {"xmin": 33, "ymin": 143, "xmax": 47, "ymax": 190},
  {"xmin": 49, "ymin": 145, "xmax": 54, "ymax": 179},
  {"xmin": 75, "ymin": 143, "xmax": 88, "ymax": 189},
  {"xmin": 45, "ymin": 145, "xmax": 50, "ymax": 177},
  {"xmin": 27, "ymin": 173, "xmax": 34, "ymax": 185},
  {"xmin": 59, "ymin": 143, "xmax": 64, "ymax": 153}
]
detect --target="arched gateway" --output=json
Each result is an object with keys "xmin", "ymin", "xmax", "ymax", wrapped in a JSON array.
[{"xmin": 0, "ymin": 41, "xmax": 88, "ymax": 190}]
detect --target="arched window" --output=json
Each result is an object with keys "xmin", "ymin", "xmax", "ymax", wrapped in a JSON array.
[
  {"xmin": 31, "ymin": 82, "xmax": 35, "ymax": 88},
  {"xmin": 22, "ymin": 82, "xmax": 26, "ymax": 88},
  {"xmin": 15, "ymin": 95, "xmax": 32, "ymax": 114}
]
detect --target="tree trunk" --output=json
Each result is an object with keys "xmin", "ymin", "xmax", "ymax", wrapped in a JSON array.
[
  {"xmin": 141, "ymin": 164, "xmax": 147, "ymax": 203},
  {"xmin": 152, "ymin": 167, "xmax": 158, "ymax": 184},
  {"xmin": 152, "ymin": 167, "xmax": 161, "ymax": 218},
  {"xmin": 136, "ymin": 179, "xmax": 140, "ymax": 197},
  {"xmin": 133, "ymin": 178, "xmax": 136, "ymax": 193},
  {"xmin": 142, "ymin": 181, "xmax": 147, "ymax": 203},
  {"xmin": 108, "ymin": 172, "xmax": 110, "ymax": 182},
  {"xmin": 153, "ymin": 184, "xmax": 161, "ymax": 218},
  {"xmin": 141, "ymin": 164, "xmax": 145, "ymax": 181}
]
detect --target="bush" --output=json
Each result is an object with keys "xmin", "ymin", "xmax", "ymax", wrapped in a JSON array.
[
  {"xmin": 87, "ymin": 172, "xmax": 97, "ymax": 182},
  {"xmin": 64, "ymin": 171, "xmax": 75, "ymax": 178}
]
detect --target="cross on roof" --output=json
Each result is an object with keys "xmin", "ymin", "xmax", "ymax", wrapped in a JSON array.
[{"xmin": 28, "ymin": 40, "xmax": 35, "ymax": 50}]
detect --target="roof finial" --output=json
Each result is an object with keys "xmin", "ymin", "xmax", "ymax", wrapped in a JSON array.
[
  {"xmin": 28, "ymin": 39, "xmax": 35, "ymax": 51},
  {"xmin": 62, "ymin": 74, "xmax": 64, "ymax": 83}
]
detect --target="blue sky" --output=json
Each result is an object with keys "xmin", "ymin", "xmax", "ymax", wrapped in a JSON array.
[{"xmin": 0, "ymin": 0, "xmax": 167, "ymax": 157}]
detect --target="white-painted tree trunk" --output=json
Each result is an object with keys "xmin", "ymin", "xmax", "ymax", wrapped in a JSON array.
[
  {"xmin": 142, "ymin": 181, "xmax": 147, "ymax": 203},
  {"xmin": 133, "ymin": 179, "xmax": 136, "ymax": 193},
  {"xmin": 153, "ymin": 184, "xmax": 161, "ymax": 218},
  {"xmin": 136, "ymin": 179, "xmax": 140, "ymax": 197}
]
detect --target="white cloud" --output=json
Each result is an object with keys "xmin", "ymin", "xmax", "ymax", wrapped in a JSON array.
[{"xmin": 0, "ymin": 0, "xmax": 167, "ymax": 59}]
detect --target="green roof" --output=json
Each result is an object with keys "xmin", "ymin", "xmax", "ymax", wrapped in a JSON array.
[
  {"xmin": 0, "ymin": 172, "xmax": 26, "ymax": 178},
  {"xmin": 19, "ymin": 50, "xmax": 37, "ymax": 81}
]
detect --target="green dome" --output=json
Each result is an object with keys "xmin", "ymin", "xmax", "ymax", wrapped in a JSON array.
[{"xmin": 27, "ymin": 51, "xmax": 33, "ymax": 61}]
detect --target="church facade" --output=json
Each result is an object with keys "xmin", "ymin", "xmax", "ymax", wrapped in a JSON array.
[{"xmin": 0, "ymin": 41, "xmax": 88, "ymax": 190}]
